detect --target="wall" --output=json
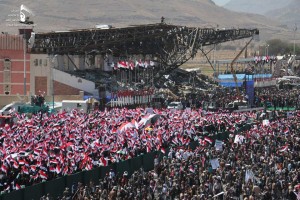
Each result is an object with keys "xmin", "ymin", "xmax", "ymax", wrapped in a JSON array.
[
  {"xmin": 30, "ymin": 54, "xmax": 98, "ymax": 97},
  {"xmin": 29, "ymin": 54, "xmax": 51, "ymax": 96},
  {"xmin": 53, "ymin": 68, "xmax": 98, "ymax": 96}
]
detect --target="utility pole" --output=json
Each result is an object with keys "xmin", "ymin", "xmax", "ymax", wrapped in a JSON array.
[
  {"xmin": 293, "ymin": 23, "xmax": 297, "ymax": 57},
  {"xmin": 51, "ymin": 55, "xmax": 58, "ymax": 110},
  {"xmin": 23, "ymin": 32, "xmax": 26, "ymax": 96}
]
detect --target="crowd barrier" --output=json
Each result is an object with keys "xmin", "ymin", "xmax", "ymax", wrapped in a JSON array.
[{"xmin": 0, "ymin": 125, "xmax": 253, "ymax": 200}]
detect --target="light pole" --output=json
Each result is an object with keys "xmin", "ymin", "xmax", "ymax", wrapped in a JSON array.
[
  {"xmin": 51, "ymin": 55, "xmax": 58, "ymax": 110},
  {"xmin": 293, "ymin": 24, "xmax": 297, "ymax": 57},
  {"xmin": 23, "ymin": 32, "xmax": 26, "ymax": 96},
  {"xmin": 265, "ymin": 44, "xmax": 269, "ymax": 57}
]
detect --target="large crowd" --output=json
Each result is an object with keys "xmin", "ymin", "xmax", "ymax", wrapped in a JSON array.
[
  {"xmin": 52, "ymin": 111, "xmax": 300, "ymax": 200},
  {"xmin": 190, "ymin": 87, "xmax": 300, "ymax": 110},
  {"xmin": 254, "ymin": 87, "xmax": 300, "ymax": 109},
  {"xmin": 0, "ymin": 88, "xmax": 299, "ymax": 199}
]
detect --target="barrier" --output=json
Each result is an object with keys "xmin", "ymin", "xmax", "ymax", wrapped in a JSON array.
[
  {"xmin": 65, "ymin": 172, "xmax": 84, "ymax": 193},
  {"xmin": 83, "ymin": 168, "xmax": 100, "ymax": 186},
  {"xmin": 142, "ymin": 152, "xmax": 155, "ymax": 172},
  {"xmin": 44, "ymin": 177, "xmax": 66, "ymax": 199},
  {"xmin": 1, "ymin": 190, "xmax": 23, "ymax": 200},
  {"xmin": 129, "ymin": 156, "xmax": 143, "ymax": 175},
  {"xmin": 24, "ymin": 182, "xmax": 44, "ymax": 200},
  {"xmin": 116, "ymin": 160, "xmax": 130, "ymax": 177},
  {"xmin": 100, "ymin": 166, "xmax": 110, "ymax": 179}
]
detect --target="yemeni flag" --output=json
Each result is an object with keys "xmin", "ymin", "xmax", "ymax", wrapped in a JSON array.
[
  {"xmin": 21, "ymin": 166, "xmax": 29, "ymax": 174},
  {"xmin": 15, "ymin": 183, "xmax": 21, "ymax": 190},
  {"xmin": 283, "ymin": 127, "xmax": 289, "ymax": 134},
  {"xmin": 39, "ymin": 170, "xmax": 48, "ymax": 180},
  {"xmin": 99, "ymin": 157, "xmax": 107, "ymax": 167},
  {"xmin": 118, "ymin": 61, "xmax": 128, "ymax": 69},
  {"xmin": 33, "ymin": 149, "xmax": 40, "ymax": 157},
  {"xmin": 128, "ymin": 61, "xmax": 135, "ymax": 70},
  {"xmin": 160, "ymin": 147, "xmax": 166, "ymax": 154},
  {"xmin": 278, "ymin": 145, "xmax": 288, "ymax": 152},
  {"xmin": 62, "ymin": 166, "xmax": 69, "ymax": 175},
  {"xmin": 30, "ymin": 165, "xmax": 37, "ymax": 172},
  {"xmin": 56, "ymin": 164, "xmax": 62, "ymax": 174},
  {"xmin": 189, "ymin": 165, "xmax": 195, "ymax": 173},
  {"xmin": 13, "ymin": 161, "xmax": 19, "ymax": 169},
  {"xmin": 1, "ymin": 164, "xmax": 8, "ymax": 174},
  {"xmin": 146, "ymin": 143, "xmax": 152, "ymax": 153},
  {"xmin": 137, "ymin": 59, "xmax": 144, "ymax": 68},
  {"xmin": 18, "ymin": 159, "xmax": 25, "ymax": 165},
  {"xmin": 49, "ymin": 166, "xmax": 56, "ymax": 173},
  {"xmin": 204, "ymin": 137, "xmax": 213, "ymax": 144},
  {"xmin": 199, "ymin": 139, "xmax": 207, "ymax": 146}
]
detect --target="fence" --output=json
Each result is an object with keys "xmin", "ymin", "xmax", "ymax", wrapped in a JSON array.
[{"xmin": 0, "ymin": 125, "xmax": 253, "ymax": 200}]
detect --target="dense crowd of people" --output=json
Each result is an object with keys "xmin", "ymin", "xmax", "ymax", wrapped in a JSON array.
[
  {"xmin": 55, "ymin": 112, "xmax": 300, "ymax": 199},
  {"xmin": 254, "ymin": 87, "xmax": 300, "ymax": 109},
  {"xmin": 0, "ymin": 107, "xmax": 253, "ymax": 191},
  {"xmin": 0, "ymin": 87, "xmax": 299, "ymax": 199},
  {"xmin": 188, "ymin": 86, "xmax": 300, "ymax": 110}
]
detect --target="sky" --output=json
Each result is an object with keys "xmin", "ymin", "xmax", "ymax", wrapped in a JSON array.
[{"xmin": 211, "ymin": 0, "xmax": 231, "ymax": 6}]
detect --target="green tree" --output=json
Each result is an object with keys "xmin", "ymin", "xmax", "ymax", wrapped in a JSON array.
[{"xmin": 266, "ymin": 39, "xmax": 300, "ymax": 55}]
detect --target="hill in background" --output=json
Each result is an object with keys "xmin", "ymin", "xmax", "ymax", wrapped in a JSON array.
[
  {"xmin": 223, "ymin": 0, "xmax": 293, "ymax": 15},
  {"xmin": 224, "ymin": 0, "xmax": 298, "ymax": 29},
  {"xmin": 0, "ymin": 0, "xmax": 296, "ymax": 42},
  {"xmin": 265, "ymin": 0, "xmax": 300, "ymax": 29}
]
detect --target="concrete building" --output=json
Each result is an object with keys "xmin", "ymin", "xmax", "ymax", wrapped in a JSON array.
[{"xmin": 30, "ymin": 54, "xmax": 100, "ymax": 97}]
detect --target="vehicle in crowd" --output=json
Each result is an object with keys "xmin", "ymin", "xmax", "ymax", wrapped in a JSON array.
[
  {"xmin": 0, "ymin": 102, "xmax": 27, "ymax": 115},
  {"xmin": 226, "ymin": 100, "xmax": 248, "ymax": 111},
  {"xmin": 202, "ymin": 101, "xmax": 218, "ymax": 111},
  {"xmin": 94, "ymin": 24, "xmax": 112, "ymax": 29},
  {"xmin": 62, "ymin": 100, "xmax": 89, "ymax": 113},
  {"xmin": 167, "ymin": 101, "xmax": 184, "ymax": 110},
  {"xmin": 44, "ymin": 102, "xmax": 62, "ymax": 113},
  {"xmin": 276, "ymin": 76, "xmax": 300, "ymax": 89},
  {"xmin": 150, "ymin": 96, "xmax": 166, "ymax": 109}
]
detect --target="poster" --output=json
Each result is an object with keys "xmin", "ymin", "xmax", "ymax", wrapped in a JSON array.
[
  {"xmin": 215, "ymin": 140, "xmax": 223, "ymax": 151},
  {"xmin": 210, "ymin": 158, "xmax": 220, "ymax": 169}
]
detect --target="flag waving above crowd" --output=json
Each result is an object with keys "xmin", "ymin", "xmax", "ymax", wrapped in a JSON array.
[{"xmin": 0, "ymin": 106, "xmax": 299, "ymax": 196}]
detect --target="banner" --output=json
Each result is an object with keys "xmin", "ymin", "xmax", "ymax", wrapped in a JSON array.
[
  {"xmin": 246, "ymin": 79, "xmax": 254, "ymax": 106},
  {"xmin": 214, "ymin": 140, "xmax": 223, "ymax": 151},
  {"xmin": 210, "ymin": 158, "xmax": 220, "ymax": 169},
  {"xmin": 234, "ymin": 135, "xmax": 244, "ymax": 144},
  {"xmin": 245, "ymin": 169, "xmax": 254, "ymax": 183}
]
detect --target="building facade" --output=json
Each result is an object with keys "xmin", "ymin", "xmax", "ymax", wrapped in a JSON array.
[
  {"xmin": 0, "ymin": 34, "xmax": 30, "ymax": 95},
  {"xmin": 30, "ymin": 54, "xmax": 99, "ymax": 97}
]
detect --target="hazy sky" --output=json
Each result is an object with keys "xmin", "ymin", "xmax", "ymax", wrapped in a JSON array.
[{"xmin": 211, "ymin": 0, "xmax": 231, "ymax": 6}]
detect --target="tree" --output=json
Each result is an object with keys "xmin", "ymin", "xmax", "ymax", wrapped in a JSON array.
[{"xmin": 266, "ymin": 39, "xmax": 299, "ymax": 55}]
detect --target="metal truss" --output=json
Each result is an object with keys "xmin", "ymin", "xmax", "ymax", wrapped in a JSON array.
[{"xmin": 31, "ymin": 23, "xmax": 259, "ymax": 81}]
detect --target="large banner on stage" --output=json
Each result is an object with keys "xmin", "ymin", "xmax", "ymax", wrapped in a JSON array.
[{"xmin": 246, "ymin": 80, "xmax": 254, "ymax": 106}]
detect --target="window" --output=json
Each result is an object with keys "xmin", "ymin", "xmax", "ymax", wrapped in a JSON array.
[
  {"xmin": 43, "ymin": 59, "xmax": 47, "ymax": 66},
  {"xmin": 4, "ymin": 59, "xmax": 11, "ymax": 70},
  {"xmin": 34, "ymin": 59, "xmax": 38, "ymax": 66},
  {"xmin": 39, "ymin": 59, "xmax": 42, "ymax": 66}
]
